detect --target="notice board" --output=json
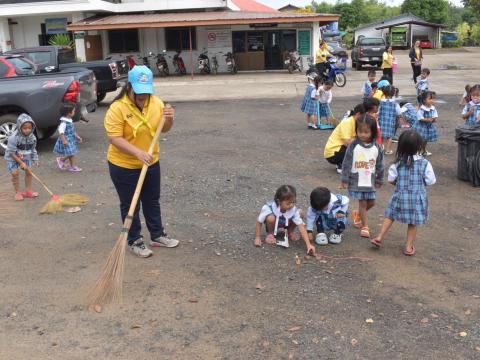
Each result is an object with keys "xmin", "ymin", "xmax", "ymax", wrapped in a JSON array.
[{"xmin": 298, "ymin": 30, "xmax": 311, "ymax": 56}]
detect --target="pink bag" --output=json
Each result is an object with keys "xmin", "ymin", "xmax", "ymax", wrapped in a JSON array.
[{"xmin": 392, "ymin": 61, "xmax": 398, "ymax": 74}]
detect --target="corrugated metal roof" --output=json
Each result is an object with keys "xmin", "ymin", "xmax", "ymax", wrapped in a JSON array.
[{"xmin": 68, "ymin": 10, "xmax": 339, "ymax": 31}]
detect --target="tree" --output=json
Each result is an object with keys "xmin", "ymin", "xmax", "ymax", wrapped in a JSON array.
[
  {"xmin": 401, "ymin": 0, "xmax": 449, "ymax": 24},
  {"xmin": 463, "ymin": 0, "xmax": 480, "ymax": 17}
]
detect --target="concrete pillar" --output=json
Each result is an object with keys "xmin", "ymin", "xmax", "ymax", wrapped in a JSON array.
[
  {"xmin": 0, "ymin": 17, "xmax": 12, "ymax": 53},
  {"xmin": 72, "ymin": 13, "xmax": 86, "ymax": 61},
  {"xmin": 312, "ymin": 22, "xmax": 320, "ymax": 61}
]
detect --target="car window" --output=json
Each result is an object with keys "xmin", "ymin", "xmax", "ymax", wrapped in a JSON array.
[
  {"xmin": 7, "ymin": 57, "xmax": 34, "ymax": 75},
  {"xmin": 23, "ymin": 52, "xmax": 52, "ymax": 69},
  {"xmin": 358, "ymin": 38, "xmax": 385, "ymax": 46},
  {"xmin": 58, "ymin": 49, "xmax": 76, "ymax": 64}
]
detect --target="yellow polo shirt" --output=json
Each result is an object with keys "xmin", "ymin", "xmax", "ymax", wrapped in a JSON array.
[
  {"xmin": 315, "ymin": 47, "xmax": 331, "ymax": 64},
  {"xmin": 381, "ymin": 52, "xmax": 393, "ymax": 69},
  {"xmin": 104, "ymin": 94, "xmax": 164, "ymax": 169},
  {"xmin": 373, "ymin": 89, "xmax": 385, "ymax": 100},
  {"xmin": 324, "ymin": 116, "xmax": 356, "ymax": 158}
]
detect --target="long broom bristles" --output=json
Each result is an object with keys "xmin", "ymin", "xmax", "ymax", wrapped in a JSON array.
[
  {"xmin": 40, "ymin": 194, "xmax": 89, "ymax": 214},
  {"xmin": 40, "ymin": 195, "xmax": 63, "ymax": 214},
  {"xmin": 87, "ymin": 233, "xmax": 127, "ymax": 306}
]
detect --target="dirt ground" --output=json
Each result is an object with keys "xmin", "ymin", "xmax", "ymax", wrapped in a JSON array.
[{"xmin": 1, "ymin": 93, "xmax": 479, "ymax": 359}]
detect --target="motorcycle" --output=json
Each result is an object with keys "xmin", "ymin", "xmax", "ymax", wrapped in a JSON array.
[
  {"xmin": 197, "ymin": 50, "xmax": 211, "ymax": 74},
  {"xmin": 173, "ymin": 50, "xmax": 186, "ymax": 75},
  {"xmin": 156, "ymin": 50, "xmax": 169, "ymax": 77},
  {"xmin": 285, "ymin": 50, "xmax": 302, "ymax": 74},
  {"xmin": 305, "ymin": 57, "xmax": 346, "ymax": 87},
  {"xmin": 224, "ymin": 52, "xmax": 237, "ymax": 74}
]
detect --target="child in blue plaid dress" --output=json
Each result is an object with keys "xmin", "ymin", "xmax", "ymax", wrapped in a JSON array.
[
  {"xmin": 53, "ymin": 102, "xmax": 83, "ymax": 172},
  {"xmin": 316, "ymin": 80, "xmax": 335, "ymax": 129},
  {"xmin": 341, "ymin": 115, "xmax": 384, "ymax": 238},
  {"xmin": 416, "ymin": 68, "xmax": 430, "ymax": 106},
  {"xmin": 461, "ymin": 84, "xmax": 480, "ymax": 126},
  {"xmin": 414, "ymin": 91, "xmax": 438, "ymax": 156},
  {"xmin": 378, "ymin": 85, "xmax": 401, "ymax": 155},
  {"xmin": 400, "ymin": 101, "xmax": 417, "ymax": 127},
  {"xmin": 301, "ymin": 76, "xmax": 321, "ymax": 130},
  {"xmin": 372, "ymin": 130, "xmax": 436, "ymax": 256}
]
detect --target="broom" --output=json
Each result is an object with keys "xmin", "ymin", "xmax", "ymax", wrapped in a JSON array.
[
  {"xmin": 21, "ymin": 166, "xmax": 89, "ymax": 214},
  {"xmin": 87, "ymin": 113, "xmax": 167, "ymax": 308}
]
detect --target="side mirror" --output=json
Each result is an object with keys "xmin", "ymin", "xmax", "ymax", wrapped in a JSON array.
[{"xmin": 45, "ymin": 66, "xmax": 55, "ymax": 72}]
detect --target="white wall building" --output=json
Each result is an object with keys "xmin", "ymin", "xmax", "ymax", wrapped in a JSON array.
[{"xmin": 0, "ymin": 0, "xmax": 338, "ymax": 73}]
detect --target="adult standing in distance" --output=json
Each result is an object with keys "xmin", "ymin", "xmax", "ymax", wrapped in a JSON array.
[
  {"xmin": 409, "ymin": 40, "xmax": 423, "ymax": 84},
  {"xmin": 104, "ymin": 65, "xmax": 179, "ymax": 258},
  {"xmin": 381, "ymin": 45, "xmax": 394, "ymax": 85}
]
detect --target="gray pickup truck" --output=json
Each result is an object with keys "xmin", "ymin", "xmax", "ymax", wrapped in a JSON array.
[
  {"xmin": 0, "ymin": 68, "xmax": 97, "ymax": 154},
  {"xmin": 351, "ymin": 37, "xmax": 387, "ymax": 70}
]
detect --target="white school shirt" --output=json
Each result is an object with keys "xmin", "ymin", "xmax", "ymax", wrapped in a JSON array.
[
  {"xmin": 258, "ymin": 201, "xmax": 304, "ymax": 235},
  {"xmin": 462, "ymin": 100, "xmax": 480, "ymax": 114},
  {"xmin": 417, "ymin": 105, "xmax": 438, "ymax": 121},
  {"xmin": 310, "ymin": 87, "xmax": 318, "ymax": 101},
  {"xmin": 388, "ymin": 155, "xmax": 436, "ymax": 185},
  {"xmin": 305, "ymin": 193, "xmax": 349, "ymax": 232},
  {"xmin": 380, "ymin": 98, "xmax": 402, "ymax": 115},
  {"xmin": 57, "ymin": 116, "xmax": 73, "ymax": 134},
  {"xmin": 316, "ymin": 86, "xmax": 332, "ymax": 104}
]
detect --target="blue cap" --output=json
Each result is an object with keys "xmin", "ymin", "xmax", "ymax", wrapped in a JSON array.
[
  {"xmin": 128, "ymin": 65, "xmax": 154, "ymax": 94},
  {"xmin": 377, "ymin": 79, "xmax": 390, "ymax": 89}
]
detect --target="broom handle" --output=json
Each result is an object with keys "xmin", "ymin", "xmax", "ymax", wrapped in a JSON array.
[
  {"xmin": 123, "ymin": 113, "xmax": 167, "ymax": 231},
  {"xmin": 20, "ymin": 163, "xmax": 55, "ymax": 197}
]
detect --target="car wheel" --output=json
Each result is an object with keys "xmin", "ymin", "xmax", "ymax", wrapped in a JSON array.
[
  {"xmin": 96, "ymin": 92, "xmax": 107, "ymax": 103},
  {"xmin": 0, "ymin": 113, "xmax": 18, "ymax": 156}
]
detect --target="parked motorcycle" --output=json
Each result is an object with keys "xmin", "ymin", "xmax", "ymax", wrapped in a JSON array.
[
  {"xmin": 173, "ymin": 50, "xmax": 186, "ymax": 75},
  {"xmin": 285, "ymin": 50, "xmax": 302, "ymax": 74},
  {"xmin": 156, "ymin": 50, "xmax": 169, "ymax": 77},
  {"xmin": 305, "ymin": 56, "xmax": 318, "ymax": 82},
  {"xmin": 224, "ymin": 52, "xmax": 237, "ymax": 74},
  {"xmin": 197, "ymin": 50, "xmax": 211, "ymax": 74},
  {"xmin": 305, "ymin": 57, "xmax": 346, "ymax": 87}
]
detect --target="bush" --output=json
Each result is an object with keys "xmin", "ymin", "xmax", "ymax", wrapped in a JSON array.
[{"xmin": 442, "ymin": 40, "xmax": 462, "ymax": 48}]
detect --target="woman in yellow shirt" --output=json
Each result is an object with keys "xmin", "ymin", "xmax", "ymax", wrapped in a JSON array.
[
  {"xmin": 315, "ymin": 40, "xmax": 332, "ymax": 79},
  {"xmin": 104, "ymin": 65, "xmax": 178, "ymax": 258},
  {"xmin": 381, "ymin": 46, "xmax": 394, "ymax": 84}
]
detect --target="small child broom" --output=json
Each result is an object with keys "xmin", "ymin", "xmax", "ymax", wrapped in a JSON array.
[
  {"xmin": 87, "ymin": 113, "xmax": 167, "ymax": 308},
  {"xmin": 20, "ymin": 164, "xmax": 89, "ymax": 214}
]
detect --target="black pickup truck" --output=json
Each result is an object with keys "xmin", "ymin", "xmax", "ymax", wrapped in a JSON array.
[
  {"xmin": 7, "ymin": 46, "xmax": 127, "ymax": 102},
  {"xmin": 351, "ymin": 37, "xmax": 387, "ymax": 70}
]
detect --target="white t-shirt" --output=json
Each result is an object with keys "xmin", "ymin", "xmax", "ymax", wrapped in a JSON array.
[
  {"xmin": 257, "ymin": 202, "xmax": 303, "ymax": 226},
  {"xmin": 316, "ymin": 86, "xmax": 332, "ymax": 104}
]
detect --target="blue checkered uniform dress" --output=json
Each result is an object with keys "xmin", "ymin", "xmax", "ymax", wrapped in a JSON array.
[
  {"xmin": 463, "ymin": 103, "xmax": 480, "ymax": 126},
  {"xmin": 300, "ymin": 84, "xmax": 317, "ymax": 115},
  {"xmin": 378, "ymin": 101, "xmax": 397, "ymax": 139},
  {"xmin": 53, "ymin": 120, "xmax": 77, "ymax": 157},
  {"xmin": 403, "ymin": 103, "xmax": 417, "ymax": 126},
  {"xmin": 385, "ymin": 159, "xmax": 429, "ymax": 225},
  {"xmin": 414, "ymin": 108, "xmax": 438, "ymax": 143}
]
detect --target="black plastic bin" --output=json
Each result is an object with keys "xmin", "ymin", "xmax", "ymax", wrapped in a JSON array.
[{"xmin": 455, "ymin": 124, "xmax": 480, "ymax": 187}]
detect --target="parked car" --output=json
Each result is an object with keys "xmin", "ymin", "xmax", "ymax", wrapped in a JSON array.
[
  {"xmin": 0, "ymin": 55, "xmax": 36, "ymax": 77},
  {"xmin": 0, "ymin": 68, "xmax": 97, "ymax": 155},
  {"xmin": 351, "ymin": 37, "xmax": 387, "ymax": 70},
  {"xmin": 7, "ymin": 46, "xmax": 127, "ymax": 103},
  {"xmin": 419, "ymin": 40, "xmax": 432, "ymax": 49}
]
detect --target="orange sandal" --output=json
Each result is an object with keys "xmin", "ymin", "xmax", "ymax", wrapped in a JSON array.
[{"xmin": 360, "ymin": 226, "xmax": 370, "ymax": 238}]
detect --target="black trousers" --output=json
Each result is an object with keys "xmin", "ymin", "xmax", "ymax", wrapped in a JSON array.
[
  {"xmin": 326, "ymin": 146, "xmax": 347, "ymax": 168},
  {"xmin": 411, "ymin": 63, "xmax": 421, "ymax": 83},
  {"xmin": 109, "ymin": 161, "xmax": 165, "ymax": 245},
  {"xmin": 383, "ymin": 68, "xmax": 393, "ymax": 85}
]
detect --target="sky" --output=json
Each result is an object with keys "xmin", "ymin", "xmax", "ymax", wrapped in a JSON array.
[{"xmin": 259, "ymin": 0, "xmax": 464, "ymax": 9}]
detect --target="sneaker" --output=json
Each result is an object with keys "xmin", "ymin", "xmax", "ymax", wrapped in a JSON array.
[
  {"xmin": 315, "ymin": 232, "xmax": 328, "ymax": 245},
  {"xmin": 150, "ymin": 234, "xmax": 179, "ymax": 248},
  {"xmin": 129, "ymin": 238, "xmax": 153, "ymax": 258},
  {"xmin": 311, "ymin": 124, "xmax": 318, "ymax": 130},
  {"xmin": 329, "ymin": 233, "xmax": 342, "ymax": 244},
  {"xmin": 424, "ymin": 150, "xmax": 432, "ymax": 156},
  {"xmin": 336, "ymin": 166, "xmax": 342, "ymax": 174}
]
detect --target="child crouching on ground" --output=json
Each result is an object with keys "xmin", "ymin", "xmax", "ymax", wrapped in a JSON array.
[
  {"xmin": 306, "ymin": 187, "xmax": 349, "ymax": 245},
  {"xmin": 255, "ymin": 185, "xmax": 315, "ymax": 254},
  {"xmin": 4, "ymin": 113, "xmax": 39, "ymax": 201}
]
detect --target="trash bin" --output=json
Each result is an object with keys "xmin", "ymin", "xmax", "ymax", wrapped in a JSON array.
[{"xmin": 455, "ymin": 124, "xmax": 480, "ymax": 187}]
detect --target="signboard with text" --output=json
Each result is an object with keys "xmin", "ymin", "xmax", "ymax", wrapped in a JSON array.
[
  {"xmin": 45, "ymin": 18, "xmax": 68, "ymax": 35},
  {"xmin": 207, "ymin": 30, "xmax": 231, "ymax": 49}
]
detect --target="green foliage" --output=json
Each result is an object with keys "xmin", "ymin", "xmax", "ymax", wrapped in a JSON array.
[
  {"xmin": 400, "ymin": 0, "xmax": 449, "ymax": 24},
  {"xmin": 48, "ymin": 33, "xmax": 75, "ymax": 49},
  {"xmin": 463, "ymin": 0, "xmax": 480, "ymax": 17}
]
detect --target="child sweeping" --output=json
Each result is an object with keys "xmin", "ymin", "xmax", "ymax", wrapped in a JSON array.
[
  {"xmin": 255, "ymin": 185, "xmax": 315, "ymax": 254},
  {"xmin": 378, "ymin": 85, "xmax": 401, "ymax": 155},
  {"xmin": 372, "ymin": 130, "xmax": 436, "ymax": 256},
  {"xmin": 306, "ymin": 187, "xmax": 349, "ymax": 245},
  {"xmin": 301, "ymin": 76, "xmax": 321, "ymax": 130},
  {"xmin": 316, "ymin": 80, "xmax": 335, "ymax": 129},
  {"xmin": 341, "ymin": 115, "xmax": 384, "ymax": 238},
  {"xmin": 414, "ymin": 91, "xmax": 438, "ymax": 156},
  {"xmin": 54, "ymin": 102, "xmax": 83, "ymax": 172},
  {"xmin": 4, "ymin": 113, "xmax": 39, "ymax": 201}
]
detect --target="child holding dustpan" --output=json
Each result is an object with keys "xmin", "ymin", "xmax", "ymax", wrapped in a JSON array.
[
  {"xmin": 104, "ymin": 65, "xmax": 179, "ymax": 258},
  {"xmin": 4, "ymin": 113, "xmax": 39, "ymax": 201}
]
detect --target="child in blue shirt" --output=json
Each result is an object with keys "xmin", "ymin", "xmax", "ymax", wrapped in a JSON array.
[{"xmin": 362, "ymin": 69, "xmax": 376, "ymax": 100}]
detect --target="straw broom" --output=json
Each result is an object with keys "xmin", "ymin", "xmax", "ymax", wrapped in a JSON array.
[
  {"xmin": 87, "ymin": 113, "xmax": 167, "ymax": 308},
  {"xmin": 20, "ymin": 165, "xmax": 89, "ymax": 214}
]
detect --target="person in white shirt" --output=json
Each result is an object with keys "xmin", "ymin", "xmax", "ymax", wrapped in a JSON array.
[
  {"xmin": 315, "ymin": 80, "xmax": 335, "ymax": 129},
  {"xmin": 255, "ymin": 185, "xmax": 315, "ymax": 254}
]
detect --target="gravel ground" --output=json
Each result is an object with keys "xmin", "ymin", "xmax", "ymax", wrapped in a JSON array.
[{"xmin": 0, "ymin": 95, "xmax": 479, "ymax": 359}]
